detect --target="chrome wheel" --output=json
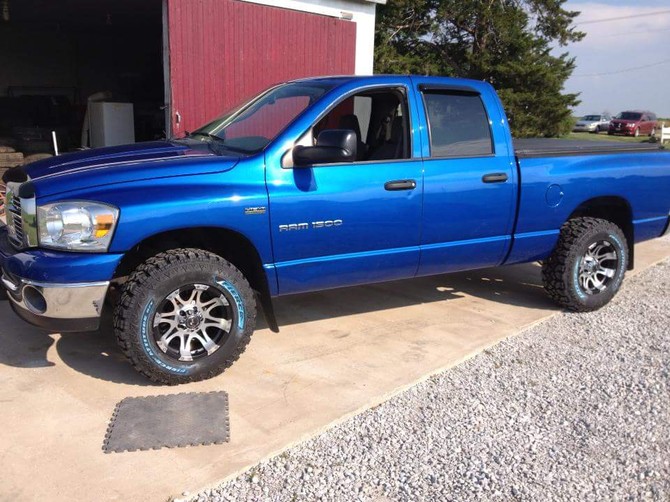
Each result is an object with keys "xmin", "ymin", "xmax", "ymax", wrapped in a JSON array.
[
  {"xmin": 152, "ymin": 284, "xmax": 232, "ymax": 362},
  {"xmin": 578, "ymin": 240, "xmax": 618, "ymax": 295}
]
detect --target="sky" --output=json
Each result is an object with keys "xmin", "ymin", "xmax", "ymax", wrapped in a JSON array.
[{"xmin": 559, "ymin": 0, "xmax": 670, "ymax": 118}]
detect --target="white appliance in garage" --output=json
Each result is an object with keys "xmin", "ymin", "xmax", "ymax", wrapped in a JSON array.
[{"xmin": 89, "ymin": 102, "xmax": 135, "ymax": 148}]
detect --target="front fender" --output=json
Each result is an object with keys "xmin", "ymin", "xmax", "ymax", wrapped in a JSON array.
[{"xmin": 35, "ymin": 160, "xmax": 274, "ymax": 266}]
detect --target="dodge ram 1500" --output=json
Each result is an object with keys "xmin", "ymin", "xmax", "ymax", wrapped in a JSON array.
[{"xmin": 2, "ymin": 76, "xmax": 669, "ymax": 384}]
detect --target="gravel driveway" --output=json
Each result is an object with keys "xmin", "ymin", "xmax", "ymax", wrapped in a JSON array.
[{"xmin": 187, "ymin": 253, "xmax": 670, "ymax": 502}]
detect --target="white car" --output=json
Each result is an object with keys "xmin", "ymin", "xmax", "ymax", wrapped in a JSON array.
[{"xmin": 573, "ymin": 114, "xmax": 612, "ymax": 133}]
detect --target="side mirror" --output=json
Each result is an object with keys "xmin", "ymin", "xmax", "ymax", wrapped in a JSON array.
[{"xmin": 293, "ymin": 129, "xmax": 357, "ymax": 167}]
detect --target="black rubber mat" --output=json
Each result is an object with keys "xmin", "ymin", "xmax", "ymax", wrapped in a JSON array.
[{"xmin": 103, "ymin": 391, "xmax": 230, "ymax": 453}]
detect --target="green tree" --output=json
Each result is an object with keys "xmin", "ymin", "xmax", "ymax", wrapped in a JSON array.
[{"xmin": 375, "ymin": 0, "xmax": 584, "ymax": 137}]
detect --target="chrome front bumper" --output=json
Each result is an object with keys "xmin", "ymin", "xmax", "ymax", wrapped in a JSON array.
[{"xmin": 1, "ymin": 270, "xmax": 109, "ymax": 332}]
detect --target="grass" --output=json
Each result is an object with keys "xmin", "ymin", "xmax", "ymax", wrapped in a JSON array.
[{"xmin": 563, "ymin": 132, "xmax": 655, "ymax": 143}]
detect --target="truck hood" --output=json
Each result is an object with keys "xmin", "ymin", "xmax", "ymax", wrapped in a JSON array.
[
  {"xmin": 21, "ymin": 140, "xmax": 240, "ymax": 197},
  {"xmin": 611, "ymin": 119, "xmax": 638, "ymax": 125}
]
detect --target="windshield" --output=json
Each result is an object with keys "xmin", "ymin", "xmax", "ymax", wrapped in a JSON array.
[
  {"xmin": 618, "ymin": 112, "xmax": 642, "ymax": 120},
  {"xmin": 583, "ymin": 115, "xmax": 601, "ymax": 121},
  {"xmin": 190, "ymin": 82, "xmax": 334, "ymax": 154}
]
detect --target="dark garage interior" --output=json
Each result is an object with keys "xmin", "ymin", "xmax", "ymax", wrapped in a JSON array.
[{"xmin": 0, "ymin": 0, "xmax": 165, "ymax": 158}]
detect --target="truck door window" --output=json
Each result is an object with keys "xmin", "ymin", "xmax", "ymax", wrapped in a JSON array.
[
  {"xmin": 422, "ymin": 91, "xmax": 494, "ymax": 158},
  {"xmin": 312, "ymin": 89, "xmax": 410, "ymax": 163}
]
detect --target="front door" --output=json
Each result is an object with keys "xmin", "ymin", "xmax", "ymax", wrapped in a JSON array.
[{"xmin": 266, "ymin": 83, "xmax": 423, "ymax": 295}]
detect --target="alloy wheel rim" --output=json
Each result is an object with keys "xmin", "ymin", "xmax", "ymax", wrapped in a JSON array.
[
  {"xmin": 152, "ymin": 284, "xmax": 232, "ymax": 362},
  {"xmin": 578, "ymin": 240, "xmax": 618, "ymax": 295}
]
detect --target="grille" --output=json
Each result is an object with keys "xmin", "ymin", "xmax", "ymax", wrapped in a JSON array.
[{"xmin": 6, "ymin": 186, "xmax": 24, "ymax": 248}]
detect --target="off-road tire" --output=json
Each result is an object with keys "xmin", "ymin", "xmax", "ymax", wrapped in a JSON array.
[
  {"xmin": 542, "ymin": 217, "xmax": 628, "ymax": 312},
  {"xmin": 113, "ymin": 248, "xmax": 257, "ymax": 385}
]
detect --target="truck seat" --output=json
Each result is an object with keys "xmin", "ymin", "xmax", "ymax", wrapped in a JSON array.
[
  {"xmin": 338, "ymin": 114, "xmax": 367, "ymax": 160},
  {"xmin": 367, "ymin": 117, "xmax": 404, "ymax": 161}
]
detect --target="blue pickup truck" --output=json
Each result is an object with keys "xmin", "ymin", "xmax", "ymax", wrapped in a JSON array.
[{"xmin": 2, "ymin": 75, "xmax": 669, "ymax": 384}]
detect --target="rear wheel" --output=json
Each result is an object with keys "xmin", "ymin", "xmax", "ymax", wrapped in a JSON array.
[
  {"xmin": 113, "ymin": 248, "xmax": 257, "ymax": 384},
  {"xmin": 542, "ymin": 217, "xmax": 628, "ymax": 312},
  {"xmin": 650, "ymin": 127, "xmax": 656, "ymax": 137}
]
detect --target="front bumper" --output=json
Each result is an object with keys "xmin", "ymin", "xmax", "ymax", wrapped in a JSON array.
[
  {"xmin": 0, "ymin": 224, "xmax": 123, "ymax": 332},
  {"xmin": 609, "ymin": 125, "xmax": 636, "ymax": 135},
  {"xmin": 1, "ymin": 270, "xmax": 109, "ymax": 331}
]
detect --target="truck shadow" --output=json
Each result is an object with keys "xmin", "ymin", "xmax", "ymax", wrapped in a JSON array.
[
  {"xmin": 0, "ymin": 303, "xmax": 155, "ymax": 385},
  {"xmin": 56, "ymin": 312, "xmax": 157, "ymax": 386},
  {"xmin": 0, "ymin": 262, "xmax": 557, "ymax": 385},
  {"xmin": 0, "ymin": 305, "xmax": 56, "ymax": 369},
  {"xmin": 270, "ymin": 262, "xmax": 556, "ymax": 328}
]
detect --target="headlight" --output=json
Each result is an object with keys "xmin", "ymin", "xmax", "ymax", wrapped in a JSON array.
[{"xmin": 37, "ymin": 201, "xmax": 119, "ymax": 251}]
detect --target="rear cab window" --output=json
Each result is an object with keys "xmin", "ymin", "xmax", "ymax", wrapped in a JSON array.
[{"xmin": 421, "ymin": 91, "xmax": 494, "ymax": 158}]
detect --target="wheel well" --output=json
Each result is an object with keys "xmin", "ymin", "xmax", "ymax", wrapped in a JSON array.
[
  {"xmin": 568, "ymin": 196, "xmax": 635, "ymax": 269},
  {"xmin": 111, "ymin": 227, "xmax": 279, "ymax": 331}
]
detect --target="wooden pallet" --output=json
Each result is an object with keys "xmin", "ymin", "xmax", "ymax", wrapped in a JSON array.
[{"xmin": 0, "ymin": 152, "xmax": 23, "ymax": 169}]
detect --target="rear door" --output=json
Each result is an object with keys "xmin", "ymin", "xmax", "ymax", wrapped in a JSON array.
[
  {"xmin": 166, "ymin": 0, "xmax": 356, "ymax": 136},
  {"xmin": 640, "ymin": 115, "xmax": 650, "ymax": 135},
  {"xmin": 412, "ymin": 78, "xmax": 518, "ymax": 276}
]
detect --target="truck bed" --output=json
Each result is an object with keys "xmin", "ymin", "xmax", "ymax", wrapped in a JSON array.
[{"xmin": 514, "ymin": 138, "xmax": 665, "ymax": 158}]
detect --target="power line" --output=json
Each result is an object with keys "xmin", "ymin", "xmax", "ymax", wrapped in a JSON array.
[
  {"xmin": 576, "ymin": 9, "xmax": 670, "ymax": 25},
  {"xmin": 573, "ymin": 58, "xmax": 670, "ymax": 77}
]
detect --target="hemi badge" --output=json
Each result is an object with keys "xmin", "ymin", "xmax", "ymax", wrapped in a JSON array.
[{"xmin": 244, "ymin": 206, "xmax": 266, "ymax": 215}]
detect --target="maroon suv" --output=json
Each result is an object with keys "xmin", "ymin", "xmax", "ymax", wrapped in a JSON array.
[{"xmin": 609, "ymin": 111, "xmax": 658, "ymax": 137}]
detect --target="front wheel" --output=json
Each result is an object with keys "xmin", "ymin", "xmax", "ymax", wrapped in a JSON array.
[
  {"xmin": 542, "ymin": 217, "xmax": 628, "ymax": 312},
  {"xmin": 113, "ymin": 248, "xmax": 257, "ymax": 384},
  {"xmin": 634, "ymin": 128, "xmax": 640, "ymax": 137}
]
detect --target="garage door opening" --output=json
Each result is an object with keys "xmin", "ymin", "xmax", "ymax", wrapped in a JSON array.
[{"xmin": 0, "ymin": 0, "xmax": 165, "ymax": 155}]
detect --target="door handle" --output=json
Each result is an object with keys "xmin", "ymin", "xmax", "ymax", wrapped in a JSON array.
[
  {"xmin": 385, "ymin": 179, "xmax": 417, "ymax": 191},
  {"xmin": 482, "ymin": 173, "xmax": 508, "ymax": 183}
]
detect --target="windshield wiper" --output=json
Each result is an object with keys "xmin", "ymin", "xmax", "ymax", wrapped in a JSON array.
[
  {"xmin": 190, "ymin": 131, "xmax": 224, "ymax": 143},
  {"xmin": 188, "ymin": 131, "xmax": 239, "ymax": 155},
  {"xmin": 189, "ymin": 131, "xmax": 256, "ymax": 155}
]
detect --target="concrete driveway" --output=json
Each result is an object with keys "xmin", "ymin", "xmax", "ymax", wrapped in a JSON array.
[{"xmin": 1, "ymin": 238, "xmax": 669, "ymax": 501}]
